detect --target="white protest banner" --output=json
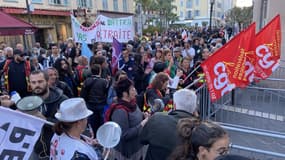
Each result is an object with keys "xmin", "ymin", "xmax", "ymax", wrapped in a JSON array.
[
  {"xmin": 0, "ymin": 107, "xmax": 45, "ymax": 160},
  {"xmin": 71, "ymin": 15, "xmax": 134, "ymax": 44},
  {"xmin": 71, "ymin": 15, "xmax": 99, "ymax": 44},
  {"xmin": 95, "ymin": 15, "xmax": 134, "ymax": 43}
]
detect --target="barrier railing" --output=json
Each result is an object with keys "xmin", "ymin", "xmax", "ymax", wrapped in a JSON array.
[
  {"xmin": 211, "ymin": 86, "xmax": 285, "ymax": 128},
  {"xmin": 269, "ymin": 66, "xmax": 285, "ymax": 79},
  {"xmin": 185, "ymin": 64, "xmax": 285, "ymax": 158},
  {"xmin": 193, "ymin": 81, "xmax": 285, "ymax": 159},
  {"xmin": 220, "ymin": 123, "xmax": 285, "ymax": 159}
]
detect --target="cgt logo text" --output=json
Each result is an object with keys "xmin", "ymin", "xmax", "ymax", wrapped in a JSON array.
[
  {"xmin": 213, "ymin": 62, "xmax": 235, "ymax": 96},
  {"xmin": 256, "ymin": 44, "xmax": 275, "ymax": 69}
]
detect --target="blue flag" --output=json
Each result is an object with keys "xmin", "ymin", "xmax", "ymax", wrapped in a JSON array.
[{"xmin": 81, "ymin": 41, "xmax": 93, "ymax": 61}]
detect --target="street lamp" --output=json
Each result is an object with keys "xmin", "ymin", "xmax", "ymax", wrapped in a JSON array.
[
  {"xmin": 209, "ymin": 0, "xmax": 215, "ymax": 32},
  {"xmin": 25, "ymin": 0, "xmax": 32, "ymax": 23}
]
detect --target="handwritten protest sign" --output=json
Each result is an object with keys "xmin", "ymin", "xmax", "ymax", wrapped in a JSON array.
[{"xmin": 71, "ymin": 15, "xmax": 134, "ymax": 43}]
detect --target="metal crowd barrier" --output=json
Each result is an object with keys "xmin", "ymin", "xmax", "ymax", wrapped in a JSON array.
[
  {"xmin": 220, "ymin": 123, "xmax": 285, "ymax": 159},
  {"xmin": 184, "ymin": 65, "xmax": 285, "ymax": 158},
  {"xmin": 194, "ymin": 81, "xmax": 285, "ymax": 158},
  {"xmin": 269, "ymin": 66, "xmax": 285, "ymax": 79}
]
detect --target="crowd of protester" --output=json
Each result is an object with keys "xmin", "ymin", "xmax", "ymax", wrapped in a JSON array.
[{"xmin": 0, "ymin": 26, "xmax": 253, "ymax": 160}]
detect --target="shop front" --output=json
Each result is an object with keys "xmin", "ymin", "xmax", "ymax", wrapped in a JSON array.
[
  {"xmin": 0, "ymin": 10, "xmax": 36, "ymax": 49},
  {"xmin": 1, "ymin": 7, "xmax": 71, "ymax": 49}
]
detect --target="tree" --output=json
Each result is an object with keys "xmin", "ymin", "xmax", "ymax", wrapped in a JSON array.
[
  {"xmin": 135, "ymin": 0, "xmax": 177, "ymax": 30},
  {"xmin": 135, "ymin": 0, "xmax": 152, "ymax": 13},
  {"xmin": 226, "ymin": 6, "xmax": 253, "ymax": 30}
]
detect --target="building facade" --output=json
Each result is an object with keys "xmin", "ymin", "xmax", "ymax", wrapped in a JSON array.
[
  {"xmin": 0, "ymin": 0, "xmax": 134, "ymax": 48},
  {"xmin": 173, "ymin": 0, "xmax": 235, "ymax": 26},
  {"xmin": 253, "ymin": 0, "xmax": 285, "ymax": 63}
]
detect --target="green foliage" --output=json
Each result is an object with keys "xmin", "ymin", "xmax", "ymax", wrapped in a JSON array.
[
  {"xmin": 226, "ymin": 6, "xmax": 253, "ymax": 28},
  {"xmin": 136, "ymin": 0, "xmax": 177, "ymax": 30},
  {"xmin": 143, "ymin": 26, "xmax": 161, "ymax": 35},
  {"xmin": 135, "ymin": 0, "xmax": 152, "ymax": 12}
]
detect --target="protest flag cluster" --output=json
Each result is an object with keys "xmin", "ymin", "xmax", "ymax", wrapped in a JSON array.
[{"xmin": 201, "ymin": 15, "xmax": 281, "ymax": 102}]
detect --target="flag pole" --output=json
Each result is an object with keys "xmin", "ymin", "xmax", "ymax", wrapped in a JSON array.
[{"xmin": 184, "ymin": 64, "xmax": 201, "ymax": 81}]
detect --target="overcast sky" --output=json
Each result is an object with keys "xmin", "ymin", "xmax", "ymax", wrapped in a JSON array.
[{"xmin": 236, "ymin": 0, "xmax": 253, "ymax": 7}]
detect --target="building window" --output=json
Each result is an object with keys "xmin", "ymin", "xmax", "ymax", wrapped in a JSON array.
[
  {"xmin": 102, "ymin": 0, "xmax": 108, "ymax": 10},
  {"xmin": 31, "ymin": 0, "xmax": 42, "ymax": 3},
  {"xmin": 195, "ymin": 0, "xmax": 199, "ymax": 6},
  {"xmin": 49, "ymin": 0, "xmax": 68, "ymax": 6},
  {"xmin": 180, "ymin": 0, "xmax": 183, "ymax": 6},
  {"xmin": 186, "ymin": 0, "xmax": 192, "ymax": 8},
  {"xmin": 123, "ymin": 0, "xmax": 128, "ymax": 12},
  {"xmin": 217, "ymin": 2, "xmax": 222, "ymax": 8},
  {"xmin": 187, "ymin": 10, "xmax": 192, "ymax": 19},
  {"xmin": 77, "ymin": 0, "xmax": 92, "ymax": 8},
  {"xmin": 113, "ymin": 0, "xmax": 119, "ymax": 11},
  {"xmin": 263, "ymin": 0, "xmax": 268, "ymax": 19},
  {"xmin": 3, "ymin": 0, "xmax": 18, "ymax": 2},
  {"xmin": 194, "ymin": 10, "xmax": 200, "ymax": 16},
  {"xmin": 180, "ymin": 11, "xmax": 184, "ymax": 18},
  {"xmin": 217, "ymin": 12, "xmax": 222, "ymax": 18}
]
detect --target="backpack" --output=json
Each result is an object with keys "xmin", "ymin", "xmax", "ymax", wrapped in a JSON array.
[
  {"xmin": 104, "ymin": 103, "xmax": 131, "ymax": 122},
  {"xmin": 75, "ymin": 65, "xmax": 88, "ymax": 96}
]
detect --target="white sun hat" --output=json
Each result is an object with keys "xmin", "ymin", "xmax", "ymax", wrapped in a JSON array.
[{"xmin": 55, "ymin": 98, "xmax": 93, "ymax": 122}]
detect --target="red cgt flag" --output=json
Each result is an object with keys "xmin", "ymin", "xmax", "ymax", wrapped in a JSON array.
[
  {"xmin": 254, "ymin": 15, "xmax": 281, "ymax": 80},
  {"xmin": 201, "ymin": 23, "xmax": 256, "ymax": 102}
]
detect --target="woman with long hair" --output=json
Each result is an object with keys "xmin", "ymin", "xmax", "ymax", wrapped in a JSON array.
[
  {"xmin": 169, "ymin": 118, "xmax": 230, "ymax": 160},
  {"xmin": 53, "ymin": 58, "xmax": 78, "ymax": 96},
  {"xmin": 144, "ymin": 72, "xmax": 173, "ymax": 113},
  {"xmin": 149, "ymin": 48, "xmax": 164, "ymax": 69}
]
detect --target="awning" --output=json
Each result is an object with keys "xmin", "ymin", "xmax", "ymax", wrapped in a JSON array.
[
  {"xmin": 2, "ymin": 7, "xmax": 70, "ymax": 16},
  {"xmin": 34, "ymin": 24, "xmax": 54, "ymax": 29},
  {"xmin": 0, "ymin": 10, "xmax": 37, "ymax": 36}
]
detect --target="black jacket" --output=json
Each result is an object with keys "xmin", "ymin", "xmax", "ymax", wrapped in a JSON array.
[
  {"xmin": 56, "ymin": 80, "xmax": 74, "ymax": 98},
  {"xmin": 4, "ymin": 60, "xmax": 34, "ymax": 97},
  {"xmin": 80, "ymin": 75, "xmax": 109, "ymax": 110},
  {"xmin": 140, "ymin": 110, "xmax": 195, "ymax": 160},
  {"xmin": 42, "ymin": 87, "xmax": 68, "ymax": 122},
  {"xmin": 145, "ymin": 88, "xmax": 171, "ymax": 107}
]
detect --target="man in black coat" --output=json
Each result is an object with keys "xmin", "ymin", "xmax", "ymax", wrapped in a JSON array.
[
  {"xmin": 140, "ymin": 89, "xmax": 199, "ymax": 160},
  {"xmin": 1, "ymin": 49, "xmax": 34, "ymax": 97},
  {"xmin": 80, "ymin": 63, "xmax": 109, "ymax": 135}
]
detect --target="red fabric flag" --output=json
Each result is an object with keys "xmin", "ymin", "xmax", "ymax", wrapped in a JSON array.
[
  {"xmin": 201, "ymin": 23, "xmax": 256, "ymax": 102},
  {"xmin": 254, "ymin": 15, "xmax": 281, "ymax": 80},
  {"xmin": 237, "ymin": 23, "xmax": 256, "ymax": 87}
]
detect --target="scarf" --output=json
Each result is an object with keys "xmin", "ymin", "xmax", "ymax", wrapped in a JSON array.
[{"xmin": 117, "ymin": 99, "xmax": 137, "ymax": 112}]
